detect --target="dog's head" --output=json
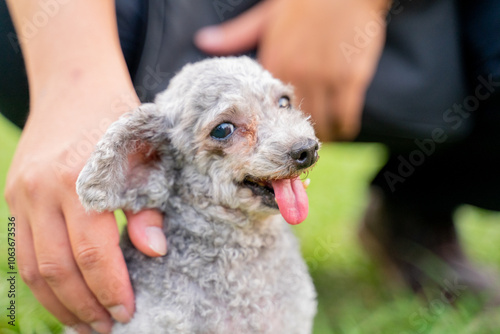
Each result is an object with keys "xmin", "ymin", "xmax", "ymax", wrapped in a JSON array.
[{"xmin": 77, "ymin": 57, "xmax": 319, "ymax": 225}]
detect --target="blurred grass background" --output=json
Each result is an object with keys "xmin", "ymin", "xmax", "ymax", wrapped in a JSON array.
[{"xmin": 1, "ymin": 113, "xmax": 500, "ymax": 334}]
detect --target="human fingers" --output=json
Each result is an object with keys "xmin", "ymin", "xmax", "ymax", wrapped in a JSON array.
[
  {"xmin": 27, "ymin": 196, "xmax": 116, "ymax": 333},
  {"xmin": 5, "ymin": 169, "xmax": 97, "ymax": 333},
  {"xmin": 334, "ymin": 82, "xmax": 365, "ymax": 140},
  {"xmin": 125, "ymin": 209, "xmax": 166, "ymax": 257},
  {"xmin": 14, "ymin": 212, "xmax": 93, "ymax": 334},
  {"xmin": 293, "ymin": 79, "xmax": 334, "ymax": 142},
  {"xmin": 298, "ymin": 79, "xmax": 366, "ymax": 141},
  {"xmin": 194, "ymin": 0, "xmax": 273, "ymax": 55},
  {"xmin": 17, "ymin": 172, "xmax": 115, "ymax": 331},
  {"xmin": 64, "ymin": 193, "xmax": 135, "ymax": 326}
]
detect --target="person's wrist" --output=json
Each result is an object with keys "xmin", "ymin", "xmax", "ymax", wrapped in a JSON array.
[
  {"xmin": 28, "ymin": 74, "xmax": 138, "ymax": 126},
  {"xmin": 20, "ymin": 78, "xmax": 140, "ymax": 179}
]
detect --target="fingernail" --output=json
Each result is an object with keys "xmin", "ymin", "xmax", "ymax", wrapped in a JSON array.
[
  {"xmin": 70, "ymin": 323, "xmax": 92, "ymax": 334},
  {"xmin": 90, "ymin": 320, "xmax": 112, "ymax": 334},
  {"xmin": 146, "ymin": 226, "xmax": 167, "ymax": 256},
  {"xmin": 107, "ymin": 304, "xmax": 131, "ymax": 324},
  {"xmin": 195, "ymin": 26, "xmax": 224, "ymax": 47}
]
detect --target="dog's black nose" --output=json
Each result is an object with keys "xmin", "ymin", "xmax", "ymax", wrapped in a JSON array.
[{"xmin": 290, "ymin": 139, "xmax": 319, "ymax": 169}]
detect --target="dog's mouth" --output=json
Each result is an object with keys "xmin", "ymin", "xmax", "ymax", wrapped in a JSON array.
[
  {"xmin": 243, "ymin": 176, "xmax": 277, "ymax": 208},
  {"xmin": 242, "ymin": 175, "xmax": 310, "ymax": 225}
]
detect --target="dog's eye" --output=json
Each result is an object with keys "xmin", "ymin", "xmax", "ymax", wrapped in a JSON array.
[
  {"xmin": 210, "ymin": 122, "xmax": 235, "ymax": 140},
  {"xmin": 278, "ymin": 96, "xmax": 291, "ymax": 109}
]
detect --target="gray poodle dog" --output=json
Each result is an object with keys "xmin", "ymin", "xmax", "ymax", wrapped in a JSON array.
[{"xmin": 76, "ymin": 56, "xmax": 318, "ymax": 334}]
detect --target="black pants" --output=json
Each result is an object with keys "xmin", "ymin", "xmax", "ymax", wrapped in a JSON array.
[
  {"xmin": 372, "ymin": 94, "xmax": 500, "ymax": 213},
  {"xmin": 1, "ymin": 0, "xmax": 499, "ymax": 213},
  {"xmin": 371, "ymin": 0, "xmax": 500, "ymax": 213}
]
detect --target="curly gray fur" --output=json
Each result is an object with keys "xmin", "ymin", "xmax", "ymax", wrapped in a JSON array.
[{"xmin": 76, "ymin": 57, "xmax": 318, "ymax": 334}]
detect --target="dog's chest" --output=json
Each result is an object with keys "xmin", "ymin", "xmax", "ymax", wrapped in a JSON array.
[{"xmin": 120, "ymin": 221, "xmax": 316, "ymax": 333}]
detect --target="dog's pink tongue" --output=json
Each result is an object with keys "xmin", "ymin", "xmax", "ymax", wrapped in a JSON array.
[{"xmin": 271, "ymin": 177, "xmax": 309, "ymax": 225}]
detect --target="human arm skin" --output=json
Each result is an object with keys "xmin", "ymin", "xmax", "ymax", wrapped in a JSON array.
[
  {"xmin": 196, "ymin": 0, "xmax": 392, "ymax": 141},
  {"xmin": 4, "ymin": 1, "xmax": 165, "ymax": 333}
]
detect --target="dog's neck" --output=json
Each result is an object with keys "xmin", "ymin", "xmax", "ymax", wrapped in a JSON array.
[{"xmin": 163, "ymin": 195, "xmax": 287, "ymax": 249}]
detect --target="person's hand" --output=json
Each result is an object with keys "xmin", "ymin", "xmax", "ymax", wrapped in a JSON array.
[
  {"xmin": 5, "ymin": 77, "xmax": 166, "ymax": 334},
  {"xmin": 196, "ymin": 0, "xmax": 391, "ymax": 141},
  {"xmin": 6, "ymin": 103, "xmax": 166, "ymax": 334},
  {"xmin": 5, "ymin": 1, "xmax": 165, "ymax": 333}
]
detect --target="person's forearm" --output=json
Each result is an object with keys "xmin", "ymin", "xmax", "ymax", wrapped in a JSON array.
[{"xmin": 6, "ymin": 0, "xmax": 138, "ymax": 127}]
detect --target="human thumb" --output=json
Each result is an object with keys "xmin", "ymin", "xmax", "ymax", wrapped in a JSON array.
[
  {"xmin": 125, "ymin": 209, "xmax": 167, "ymax": 257},
  {"xmin": 194, "ymin": 0, "xmax": 272, "ymax": 55}
]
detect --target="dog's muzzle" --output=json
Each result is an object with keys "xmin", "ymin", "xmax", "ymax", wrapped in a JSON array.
[{"xmin": 241, "ymin": 137, "xmax": 319, "ymax": 225}]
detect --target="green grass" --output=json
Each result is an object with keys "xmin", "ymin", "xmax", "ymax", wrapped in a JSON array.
[{"xmin": 1, "ymin": 113, "xmax": 500, "ymax": 334}]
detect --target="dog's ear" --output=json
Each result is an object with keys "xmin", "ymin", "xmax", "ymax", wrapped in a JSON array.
[{"xmin": 76, "ymin": 103, "xmax": 175, "ymax": 213}]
